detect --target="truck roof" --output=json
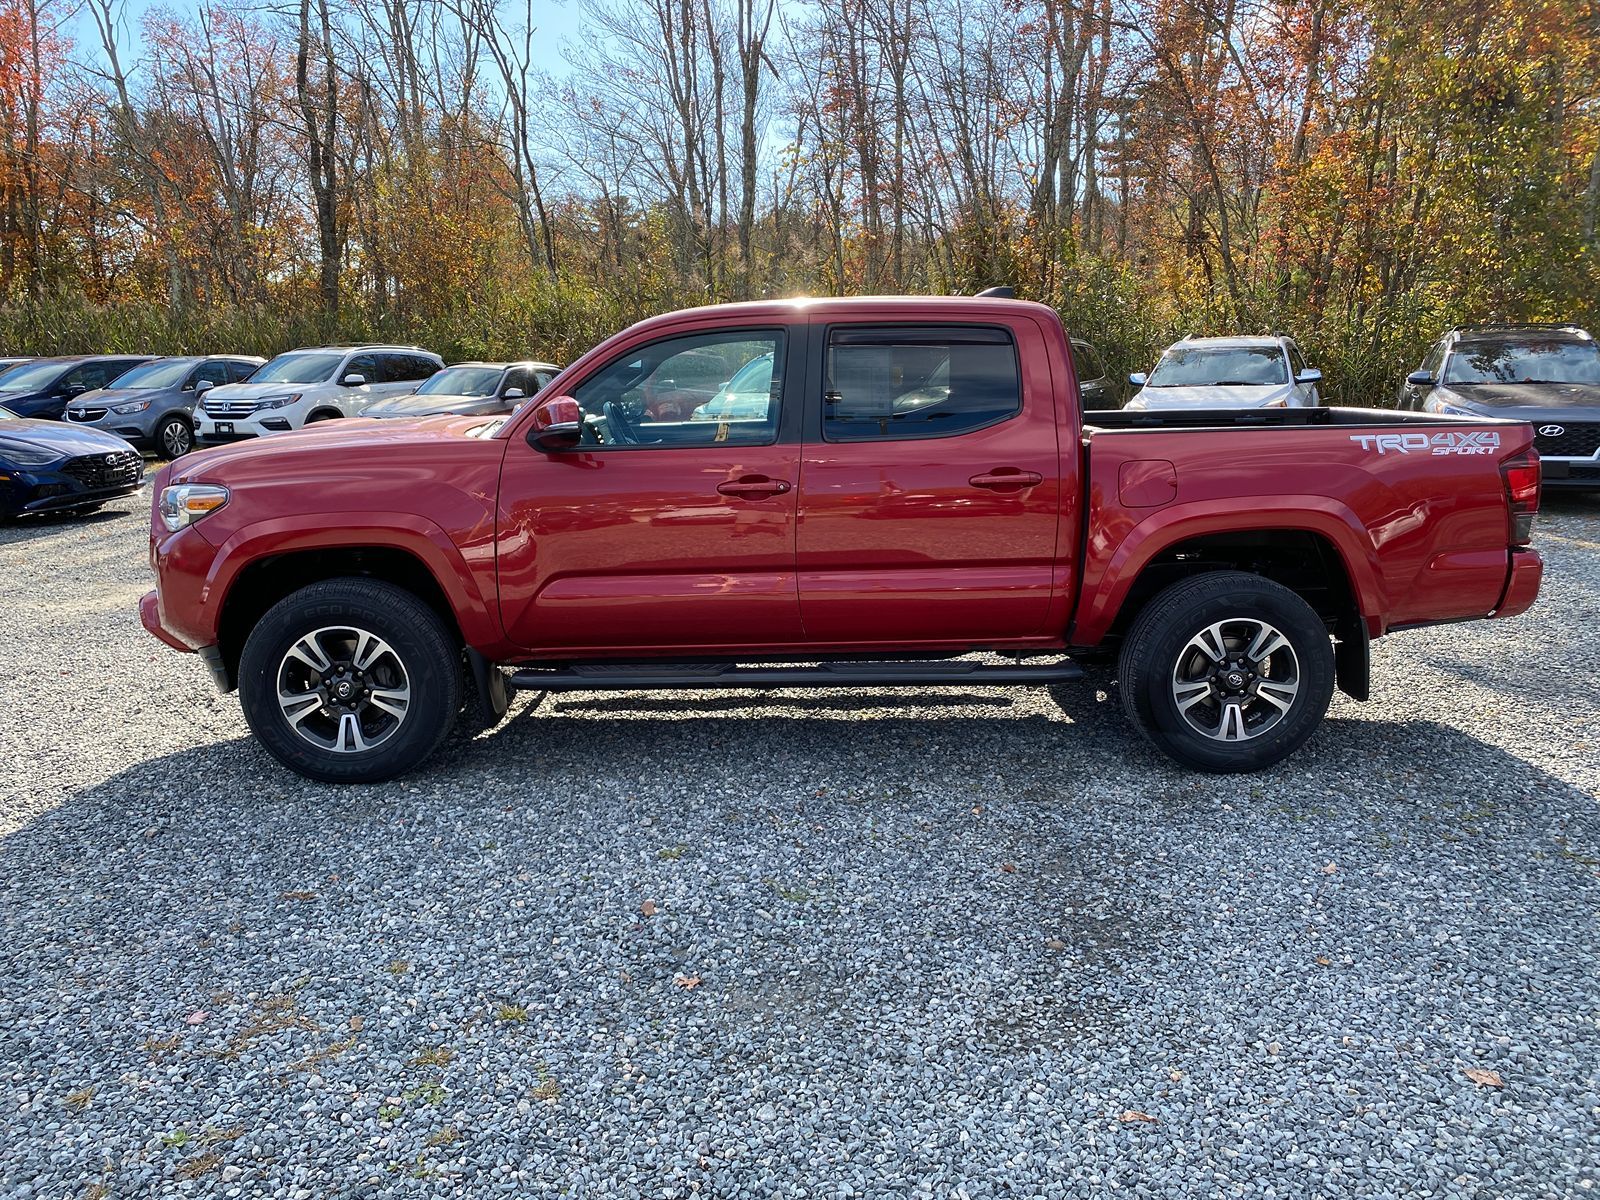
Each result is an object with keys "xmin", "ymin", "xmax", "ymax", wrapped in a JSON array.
[{"xmin": 622, "ymin": 295, "xmax": 1063, "ymax": 335}]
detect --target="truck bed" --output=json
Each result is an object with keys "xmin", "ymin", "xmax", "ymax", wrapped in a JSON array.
[
  {"xmin": 1070, "ymin": 405, "xmax": 1536, "ymax": 646},
  {"xmin": 1082, "ymin": 405, "xmax": 1526, "ymax": 433}
]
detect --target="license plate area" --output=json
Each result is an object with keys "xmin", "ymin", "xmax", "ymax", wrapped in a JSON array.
[{"xmin": 216, "ymin": 422, "xmax": 233, "ymax": 435}]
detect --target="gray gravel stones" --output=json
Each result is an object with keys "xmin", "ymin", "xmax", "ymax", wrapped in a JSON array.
[{"xmin": 1, "ymin": 493, "xmax": 1597, "ymax": 1198}]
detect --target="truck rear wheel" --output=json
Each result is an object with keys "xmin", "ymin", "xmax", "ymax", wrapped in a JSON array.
[
  {"xmin": 238, "ymin": 578, "xmax": 462, "ymax": 783},
  {"xmin": 1118, "ymin": 572, "xmax": 1334, "ymax": 773}
]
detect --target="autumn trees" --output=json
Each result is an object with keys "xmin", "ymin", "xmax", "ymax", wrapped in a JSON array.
[{"xmin": 0, "ymin": 0, "xmax": 1591, "ymax": 400}]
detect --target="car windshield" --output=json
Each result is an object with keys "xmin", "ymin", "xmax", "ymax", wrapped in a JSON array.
[
  {"xmin": 416, "ymin": 366, "xmax": 504, "ymax": 397},
  {"xmin": 722, "ymin": 353, "xmax": 774, "ymax": 395},
  {"xmin": 250, "ymin": 352, "xmax": 343, "ymax": 384},
  {"xmin": 0, "ymin": 360, "xmax": 67, "ymax": 391},
  {"xmin": 1147, "ymin": 346, "xmax": 1289, "ymax": 387},
  {"xmin": 105, "ymin": 358, "xmax": 197, "ymax": 389},
  {"xmin": 1445, "ymin": 339, "xmax": 1600, "ymax": 385}
]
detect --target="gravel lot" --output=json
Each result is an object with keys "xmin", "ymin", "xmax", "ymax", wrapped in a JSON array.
[{"xmin": 2, "ymin": 490, "xmax": 1598, "ymax": 1199}]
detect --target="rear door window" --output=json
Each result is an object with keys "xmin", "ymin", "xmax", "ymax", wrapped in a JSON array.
[
  {"xmin": 384, "ymin": 354, "xmax": 439, "ymax": 383},
  {"xmin": 824, "ymin": 325, "xmax": 1021, "ymax": 442},
  {"xmin": 64, "ymin": 361, "xmax": 124, "ymax": 392}
]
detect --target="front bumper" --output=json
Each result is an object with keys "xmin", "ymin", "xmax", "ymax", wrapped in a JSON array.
[
  {"xmin": 194, "ymin": 410, "xmax": 293, "ymax": 445},
  {"xmin": 64, "ymin": 411, "xmax": 158, "ymax": 452},
  {"xmin": 139, "ymin": 590, "xmax": 233, "ymax": 689},
  {"xmin": 1538, "ymin": 458, "xmax": 1600, "ymax": 490},
  {"xmin": 0, "ymin": 457, "xmax": 145, "ymax": 516}
]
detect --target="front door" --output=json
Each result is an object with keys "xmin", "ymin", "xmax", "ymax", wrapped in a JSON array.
[
  {"xmin": 496, "ymin": 326, "xmax": 804, "ymax": 654},
  {"xmin": 796, "ymin": 318, "xmax": 1065, "ymax": 645}
]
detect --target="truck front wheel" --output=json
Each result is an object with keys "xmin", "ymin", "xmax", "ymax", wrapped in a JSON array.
[
  {"xmin": 238, "ymin": 578, "xmax": 463, "ymax": 783},
  {"xmin": 1118, "ymin": 572, "xmax": 1334, "ymax": 773}
]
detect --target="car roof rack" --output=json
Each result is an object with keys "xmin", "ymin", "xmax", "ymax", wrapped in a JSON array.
[{"xmin": 1451, "ymin": 322, "xmax": 1589, "ymax": 337}]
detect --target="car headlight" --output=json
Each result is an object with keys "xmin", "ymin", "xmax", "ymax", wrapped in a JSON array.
[
  {"xmin": 111, "ymin": 398, "xmax": 152, "ymax": 414},
  {"xmin": 159, "ymin": 482, "xmax": 229, "ymax": 531},
  {"xmin": 1428, "ymin": 398, "xmax": 1475, "ymax": 416},
  {"xmin": 254, "ymin": 393, "xmax": 302, "ymax": 410},
  {"xmin": 0, "ymin": 439, "xmax": 62, "ymax": 467}
]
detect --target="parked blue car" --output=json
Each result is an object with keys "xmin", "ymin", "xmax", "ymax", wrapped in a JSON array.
[
  {"xmin": 0, "ymin": 403, "xmax": 145, "ymax": 518},
  {"xmin": 0, "ymin": 355, "xmax": 156, "ymax": 421}
]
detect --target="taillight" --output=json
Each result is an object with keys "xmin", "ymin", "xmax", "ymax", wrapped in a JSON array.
[{"xmin": 1500, "ymin": 451, "xmax": 1540, "ymax": 546}]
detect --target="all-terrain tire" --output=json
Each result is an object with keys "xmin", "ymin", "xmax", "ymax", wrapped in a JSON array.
[
  {"xmin": 238, "ymin": 577, "xmax": 462, "ymax": 783},
  {"xmin": 1117, "ymin": 571, "xmax": 1334, "ymax": 773}
]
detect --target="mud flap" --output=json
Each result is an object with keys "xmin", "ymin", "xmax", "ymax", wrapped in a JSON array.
[
  {"xmin": 1334, "ymin": 618, "xmax": 1370, "ymax": 701},
  {"xmin": 464, "ymin": 646, "xmax": 510, "ymax": 730}
]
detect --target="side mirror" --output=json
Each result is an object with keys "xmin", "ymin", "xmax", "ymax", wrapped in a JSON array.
[
  {"xmin": 1295, "ymin": 368, "xmax": 1323, "ymax": 384},
  {"xmin": 1128, "ymin": 372, "xmax": 1147, "ymax": 388},
  {"xmin": 526, "ymin": 395, "xmax": 583, "ymax": 451},
  {"xmin": 503, "ymin": 387, "xmax": 526, "ymax": 401},
  {"xmin": 341, "ymin": 372, "xmax": 367, "ymax": 387},
  {"xmin": 194, "ymin": 379, "xmax": 215, "ymax": 394},
  {"xmin": 1406, "ymin": 369, "xmax": 1435, "ymax": 387}
]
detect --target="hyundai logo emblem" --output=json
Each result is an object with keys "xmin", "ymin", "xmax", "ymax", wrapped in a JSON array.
[
  {"xmin": 1538, "ymin": 424, "xmax": 1565, "ymax": 437},
  {"xmin": 104, "ymin": 453, "xmax": 119, "ymax": 462}
]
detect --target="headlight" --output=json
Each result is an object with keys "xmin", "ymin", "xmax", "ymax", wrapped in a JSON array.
[
  {"xmin": 0, "ymin": 439, "xmax": 62, "ymax": 467},
  {"xmin": 111, "ymin": 398, "xmax": 152, "ymax": 414},
  {"xmin": 159, "ymin": 482, "xmax": 229, "ymax": 531},
  {"xmin": 255, "ymin": 393, "xmax": 301, "ymax": 410},
  {"xmin": 1429, "ymin": 398, "xmax": 1475, "ymax": 416}
]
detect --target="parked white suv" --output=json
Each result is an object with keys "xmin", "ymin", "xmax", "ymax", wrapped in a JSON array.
[
  {"xmin": 193, "ymin": 345, "xmax": 444, "ymax": 445},
  {"xmin": 1126, "ymin": 335, "xmax": 1322, "ymax": 409}
]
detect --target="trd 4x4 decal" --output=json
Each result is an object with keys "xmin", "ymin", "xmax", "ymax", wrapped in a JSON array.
[{"xmin": 1349, "ymin": 430, "xmax": 1501, "ymax": 456}]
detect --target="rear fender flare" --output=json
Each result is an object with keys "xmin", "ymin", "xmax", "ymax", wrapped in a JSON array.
[{"xmin": 1070, "ymin": 496, "xmax": 1386, "ymax": 646}]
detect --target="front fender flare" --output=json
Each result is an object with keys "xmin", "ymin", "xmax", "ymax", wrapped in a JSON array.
[{"xmin": 200, "ymin": 511, "xmax": 502, "ymax": 651}]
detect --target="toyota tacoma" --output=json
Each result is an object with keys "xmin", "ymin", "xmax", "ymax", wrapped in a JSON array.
[{"xmin": 141, "ymin": 296, "xmax": 1544, "ymax": 782}]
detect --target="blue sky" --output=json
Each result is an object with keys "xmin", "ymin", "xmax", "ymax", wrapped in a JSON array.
[{"xmin": 69, "ymin": 0, "xmax": 590, "ymax": 74}]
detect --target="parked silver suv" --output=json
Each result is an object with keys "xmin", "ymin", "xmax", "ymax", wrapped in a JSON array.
[
  {"xmin": 64, "ymin": 355, "xmax": 265, "ymax": 457},
  {"xmin": 1127, "ymin": 335, "xmax": 1322, "ymax": 409},
  {"xmin": 194, "ymin": 345, "xmax": 443, "ymax": 446}
]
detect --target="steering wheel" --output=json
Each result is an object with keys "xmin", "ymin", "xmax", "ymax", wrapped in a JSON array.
[{"xmin": 602, "ymin": 400, "xmax": 640, "ymax": 445}]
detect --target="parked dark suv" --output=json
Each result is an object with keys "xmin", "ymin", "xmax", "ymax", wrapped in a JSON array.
[
  {"xmin": 0, "ymin": 355, "xmax": 157, "ymax": 421},
  {"xmin": 65, "ymin": 355, "xmax": 264, "ymax": 457},
  {"xmin": 1401, "ymin": 323, "xmax": 1600, "ymax": 490}
]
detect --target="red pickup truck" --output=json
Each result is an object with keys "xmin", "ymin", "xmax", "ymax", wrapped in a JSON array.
[{"xmin": 141, "ymin": 296, "xmax": 1544, "ymax": 782}]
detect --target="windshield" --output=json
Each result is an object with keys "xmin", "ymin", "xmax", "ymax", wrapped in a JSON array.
[
  {"xmin": 1445, "ymin": 340, "xmax": 1600, "ymax": 385},
  {"xmin": 250, "ymin": 351, "xmax": 343, "ymax": 385},
  {"xmin": 1146, "ymin": 346, "xmax": 1289, "ymax": 387},
  {"xmin": 416, "ymin": 366, "xmax": 504, "ymax": 397},
  {"xmin": 104, "ymin": 358, "xmax": 197, "ymax": 389},
  {"xmin": 722, "ymin": 354, "xmax": 774, "ymax": 395},
  {"xmin": 0, "ymin": 360, "xmax": 67, "ymax": 391}
]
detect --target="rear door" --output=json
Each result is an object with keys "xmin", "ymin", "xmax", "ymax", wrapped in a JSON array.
[
  {"xmin": 796, "ymin": 315, "xmax": 1066, "ymax": 645},
  {"xmin": 377, "ymin": 353, "xmax": 437, "ymax": 398}
]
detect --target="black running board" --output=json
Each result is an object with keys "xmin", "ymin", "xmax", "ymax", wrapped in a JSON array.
[{"xmin": 507, "ymin": 658, "xmax": 1084, "ymax": 693}]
